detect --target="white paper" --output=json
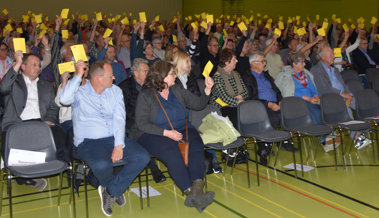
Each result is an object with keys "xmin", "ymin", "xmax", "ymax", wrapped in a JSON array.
[
  {"xmin": 131, "ymin": 186, "xmax": 161, "ymax": 198},
  {"xmin": 339, "ymin": 120, "xmax": 366, "ymax": 125},
  {"xmin": 365, "ymin": 116, "xmax": 379, "ymax": 120},
  {"xmin": 8, "ymin": 149, "xmax": 46, "ymax": 166},
  {"xmin": 283, "ymin": 163, "xmax": 315, "ymax": 172}
]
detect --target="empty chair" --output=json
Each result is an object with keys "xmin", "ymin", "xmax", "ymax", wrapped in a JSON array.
[
  {"xmin": 280, "ymin": 97, "xmax": 333, "ymax": 177},
  {"xmin": 237, "ymin": 100, "xmax": 291, "ymax": 185},
  {"xmin": 341, "ymin": 69, "xmax": 360, "ymax": 83},
  {"xmin": 345, "ymin": 79, "xmax": 364, "ymax": 97},
  {"xmin": 0, "ymin": 122, "xmax": 70, "ymax": 218},
  {"xmin": 320, "ymin": 93, "xmax": 372, "ymax": 169},
  {"xmin": 365, "ymin": 68, "xmax": 379, "ymax": 89},
  {"xmin": 356, "ymin": 89, "xmax": 379, "ymax": 161}
]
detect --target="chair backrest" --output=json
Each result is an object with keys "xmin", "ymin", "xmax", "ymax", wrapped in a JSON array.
[
  {"xmin": 4, "ymin": 121, "xmax": 57, "ymax": 168},
  {"xmin": 366, "ymin": 68, "xmax": 379, "ymax": 89},
  {"xmin": 197, "ymin": 79, "xmax": 205, "ymax": 93},
  {"xmin": 280, "ymin": 96, "xmax": 315, "ymax": 130},
  {"xmin": 345, "ymin": 79, "xmax": 364, "ymax": 97},
  {"xmin": 356, "ymin": 89, "xmax": 379, "ymax": 120},
  {"xmin": 189, "ymin": 104, "xmax": 221, "ymax": 129},
  {"xmin": 278, "ymin": 48, "xmax": 289, "ymax": 60},
  {"xmin": 373, "ymin": 75, "xmax": 379, "ymax": 96},
  {"xmin": 341, "ymin": 69, "xmax": 360, "ymax": 83},
  {"xmin": 237, "ymin": 100, "xmax": 274, "ymax": 135},
  {"xmin": 320, "ymin": 93, "xmax": 352, "ymax": 124}
]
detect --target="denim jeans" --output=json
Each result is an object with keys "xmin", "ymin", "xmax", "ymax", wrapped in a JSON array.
[{"xmin": 77, "ymin": 136, "xmax": 150, "ymax": 198}]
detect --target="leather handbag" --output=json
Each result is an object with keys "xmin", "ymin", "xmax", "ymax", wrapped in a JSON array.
[{"xmin": 152, "ymin": 88, "xmax": 189, "ymax": 166}]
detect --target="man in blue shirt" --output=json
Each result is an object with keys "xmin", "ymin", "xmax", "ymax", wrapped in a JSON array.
[{"xmin": 60, "ymin": 60, "xmax": 149, "ymax": 216}]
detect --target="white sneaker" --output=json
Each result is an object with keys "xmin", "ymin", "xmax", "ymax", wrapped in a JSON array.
[
  {"xmin": 356, "ymin": 138, "xmax": 371, "ymax": 150},
  {"xmin": 322, "ymin": 142, "xmax": 340, "ymax": 152}
]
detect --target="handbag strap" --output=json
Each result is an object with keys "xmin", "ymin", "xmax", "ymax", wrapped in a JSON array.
[{"xmin": 152, "ymin": 88, "xmax": 188, "ymax": 142}]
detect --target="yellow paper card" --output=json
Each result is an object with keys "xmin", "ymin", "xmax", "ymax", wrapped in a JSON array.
[
  {"xmin": 189, "ymin": 16, "xmax": 192, "ymax": 20},
  {"xmin": 249, "ymin": 15, "xmax": 254, "ymax": 22},
  {"xmin": 238, "ymin": 22, "xmax": 247, "ymax": 31},
  {"xmin": 23, "ymin": 16, "xmax": 29, "ymax": 23},
  {"xmin": 296, "ymin": 16, "xmax": 300, "ymax": 21},
  {"xmin": 279, "ymin": 16, "xmax": 283, "ymax": 21},
  {"xmin": 109, "ymin": 39, "xmax": 113, "ymax": 46},
  {"xmin": 294, "ymin": 26, "xmax": 298, "ymax": 34},
  {"xmin": 200, "ymin": 21, "xmax": 207, "ymax": 29},
  {"xmin": 108, "ymin": 18, "xmax": 112, "ymax": 23},
  {"xmin": 257, "ymin": 13, "xmax": 261, "ymax": 17},
  {"xmin": 63, "ymin": 19, "xmax": 70, "ymax": 25},
  {"xmin": 58, "ymin": 62, "xmax": 75, "ymax": 74},
  {"xmin": 40, "ymin": 23, "xmax": 47, "ymax": 30},
  {"xmin": 274, "ymin": 28, "xmax": 281, "ymax": 37},
  {"xmin": 62, "ymin": 30, "xmax": 68, "ymax": 39},
  {"xmin": 39, "ymin": 29, "xmax": 46, "ymax": 38},
  {"xmin": 191, "ymin": 23, "xmax": 197, "ymax": 30},
  {"xmin": 263, "ymin": 15, "xmax": 268, "ymax": 19},
  {"xmin": 288, "ymin": 18, "xmax": 292, "ymax": 23},
  {"xmin": 155, "ymin": 16, "xmax": 159, "ymax": 22},
  {"xmin": 14, "ymin": 38, "xmax": 26, "ymax": 53},
  {"xmin": 336, "ymin": 18, "xmax": 341, "ymax": 24},
  {"xmin": 230, "ymin": 21, "xmax": 235, "ymax": 26},
  {"xmin": 236, "ymin": 17, "xmax": 241, "ymax": 23},
  {"xmin": 35, "ymin": 15, "xmax": 42, "ymax": 23},
  {"xmin": 201, "ymin": 12, "xmax": 207, "ymax": 19},
  {"xmin": 4, "ymin": 24, "xmax": 12, "ymax": 31},
  {"xmin": 223, "ymin": 29, "xmax": 228, "ymax": 37},
  {"xmin": 216, "ymin": 98, "xmax": 228, "ymax": 107},
  {"xmin": 302, "ymin": 21, "xmax": 307, "ymax": 27},
  {"xmin": 332, "ymin": 14, "xmax": 336, "ymax": 19},
  {"xmin": 227, "ymin": 15, "xmax": 230, "ymax": 20},
  {"xmin": 350, "ymin": 24, "xmax": 356, "ymax": 29},
  {"xmin": 317, "ymin": 28, "xmax": 326, "ymax": 36},
  {"xmin": 371, "ymin": 17, "xmax": 377, "ymax": 24},
  {"xmin": 115, "ymin": 15, "xmax": 121, "ymax": 20},
  {"xmin": 3, "ymin": 9, "xmax": 8, "ymax": 15},
  {"xmin": 342, "ymin": 24, "xmax": 349, "ymax": 32},
  {"xmin": 296, "ymin": 20, "xmax": 300, "ymax": 25},
  {"xmin": 109, "ymin": 13, "xmax": 113, "ymax": 17},
  {"xmin": 17, "ymin": 28, "xmax": 23, "ymax": 34},
  {"xmin": 120, "ymin": 17, "xmax": 129, "ymax": 25},
  {"xmin": 173, "ymin": 35, "xmax": 177, "ymax": 42},
  {"xmin": 348, "ymin": 18, "xmax": 352, "ymax": 22},
  {"xmin": 129, "ymin": 13, "xmax": 132, "ymax": 17},
  {"xmin": 61, "ymin": 9, "xmax": 69, "ymax": 19},
  {"xmin": 334, "ymin": 48, "xmax": 341, "ymax": 58},
  {"xmin": 316, "ymin": 15, "xmax": 320, "ymax": 20},
  {"xmin": 71, "ymin": 45, "xmax": 88, "ymax": 62},
  {"xmin": 377, "ymin": 35, "xmax": 379, "ymax": 40},
  {"xmin": 45, "ymin": 16, "xmax": 48, "ymax": 21},
  {"xmin": 250, "ymin": 10, "xmax": 253, "ymax": 14},
  {"xmin": 322, "ymin": 22, "xmax": 328, "ymax": 29},
  {"xmin": 297, "ymin": 27, "xmax": 306, "ymax": 36},
  {"xmin": 358, "ymin": 23, "xmax": 365, "ymax": 29},
  {"xmin": 267, "ymin": 18, "xmax": 272, "ymax": 24},
  {"xmin": 103, "ymin": 28, "xmax": 113, "ymax": 38},
  {"xmin": 28, "ymin": 11, "xmax": 31, "ymax": 15},
  {"xmin": 324, "ymin": 18, "xmax": 328, "ymax": 22},
  {"xmin": 111, "ymin": 18, "xmax": 115, "ymax": 22},
  {"xmin": 307, "ymin": 16, "xmax": 311, "ymax": 23},
  {"xmin": 96, "ymin": 12, "xmax": 102, "ymax": 21},
  {"xmin": 158, "ymin": 25, "xmax": 165, "ymax": 32},
  {"xmin": 278, "ymin": 21, "xmax": 284, "ymax": 30},
  {"xmin": 139, "ymin": 12, "xmax": 147, "ymax": 23},
  {"xmin": 265, "ymin": 23, "xmax": 271, "ymax": 29},
  {"xmin": 72, "ymin": 14, "xmax": 75, "ymax": 19},
  {"xmin": 172, "ymin": 17, "xmax": 177, "ymax": 23},
  {"xmin": 207, "ymin": 14, "xmax": 213, "ymax": 24},
  {"xmin": 258, "ymin": 20, "xmax": 261, "ymax": 25},
  {"xmin": 202, "ymin": 61, "xmax": 213, "ymax": 78},
  {"xmin": 133, "ymin": 19, "xmax": 137, "ymax": 24}
]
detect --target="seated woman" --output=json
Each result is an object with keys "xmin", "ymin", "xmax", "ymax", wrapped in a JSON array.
[
  {"xmin": 130, "ymin": 61, "xmax": 215, "ymax": 212},
  {"xmin": 210, "ymin": 48, "xmax": 249, "ymax": 128},
  {"xmin": 164, "ymin": 44, "xmax": 179, "ymax": 63},
  {"xmin": 275, "ymin": 53, "xmax": 338, "ymax": 152}
]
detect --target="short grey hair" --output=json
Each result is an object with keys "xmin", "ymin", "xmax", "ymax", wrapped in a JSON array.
[
  {"xmin": 249, "ymin": 51, "xmax": 265, "ymax": 64},
  {"xmin": 259, "ymin": 35, "xmax": 266, "ymax": 42},
  {"xmin": 151, "ymin": 37, "xmax": 161, "ymax": 44},
  {"xmin": 60, "ymin": 42, "xmax": 74, "ymax": 56},
  {"xmin": 296, "ymin": 42, "xmax": 307, "ymax": 52},
  {"xmin": 288, "ymin": 53, "xmax": 305, "ymax": 67},
  {"xmin": 143, "ymin": 40, "xmax": 152, "ymax": 51},
  {"xmin": 130, "ymin": 58, "xmax": 148, "ymax": 73},
  {"xmin": 247, "ymin": 39, "xmax": 257, "ymax": 49}
]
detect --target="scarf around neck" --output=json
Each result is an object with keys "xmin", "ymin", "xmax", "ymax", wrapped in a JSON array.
[
  {"xmin": 291, "ymin": 69, "xmax": 308, "ymax": 88},
  {"xmin": 217, "ymin": 65, "xmax": 243, "ymax": 97}
]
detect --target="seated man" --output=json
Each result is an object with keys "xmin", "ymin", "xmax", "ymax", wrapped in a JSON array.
[
  {"xmin": 311, "ymin": 47, "xmax": 370, "ymax": 149},
  {"xmin": 0, "ymin": 51, "xmax": 63, "ymax": 191},
  {"xmin": 240, "ymin": 51, "xmax": 297, "ymax": 166},
  {"xmin": 60, "ymin": 60, "xmax": 150, "ymax": 216},
  {"xmin": 352, "ymin": 37, "xmax": 378, "ymax": 74},
  {"xmin": 282, "ymin": 38, "xmax": 298, "ymax": 65},
  {"xmin": 118, "ymin": 58, "xmax": 166, "ymax": 183}
]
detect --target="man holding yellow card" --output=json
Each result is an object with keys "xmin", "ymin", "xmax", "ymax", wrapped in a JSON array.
[
  {"xmin": 200, "ymin": 22, "xmax": 219, "ymax": 78},
  {"xmin": 352, "ymin": 36, "xmax": 378, "ymax": 74}
]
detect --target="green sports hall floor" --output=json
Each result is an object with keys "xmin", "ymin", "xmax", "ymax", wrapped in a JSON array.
[{"xmin": 1, "ymin": 135, "xmax": 379, "ymax": 218}]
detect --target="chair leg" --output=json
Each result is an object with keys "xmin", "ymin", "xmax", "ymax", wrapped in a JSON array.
[
  {"xmin": 70, "ymin": 165, "xmax": 76, "ymax": 218},
  {"xmin": 370, "ymin": 130, "xmax": 376, "ymax": 164},
  {"xmin": 223, "ymin": 149, "xmax": 230, "ymax": 177},
  {"xmin": 290, "ymin": 137, "xmax": 297, "ymax": 179},
  {"xmin": 244, "ymin": 141, "xmax": 250, "ymax": 188},
  {"xmin": 83, "ymin": 164, "xmax": 89, "ymax": 218},
  {"xmin": 348, "ymin": 131, "xmax": 358, "ymax": 155},
  {"xmin": 7, "ymin": 172, "xmax": 12, "ymax": 218},
  {"xmin": 273, "ymin": 142, "xmax": 283, "ymax": 168},
  {"xmin": 297, "ymin": 133, "xmax": 304, "ymax": 178},
  {"xmin": 0, "ymin": 169, "xmax": 4, "ymax": 217},
  {"xmin": 204, "ymin": 165, "xmax": 208, "ymax": 192},
  {"xmin": 57, "ymin": 172, "xmax": 63, "ymax": 206},
  {"xmin": 145, "ymin": 167, "xmax": 149, "ymax": 208},
  {"xmin": 254, "ymin": 138, "xmax": 259, "ymax": 186},
  {"xmin": 339, "ymin": 128, "xmax": 346, "ymax": 170},
  {"xmin": 307, "ymin": 136, "xmax": 319, "ymax": 162},
  {"xmin": 230, "ymin": 147, "xmax": 239, "ymax": 176},
  {"xmin": 138, "ymin": 172, "xmax": 143, "ymax": 210}
]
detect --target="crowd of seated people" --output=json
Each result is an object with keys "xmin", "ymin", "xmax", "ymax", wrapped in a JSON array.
[{"xmin": 1, "ymin": 9, "xmax": 379, "ymax": 216}]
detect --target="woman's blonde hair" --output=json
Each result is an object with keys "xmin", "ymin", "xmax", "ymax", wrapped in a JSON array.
[
  {"xmin": 173, "ymin": 51, "xmax": 190, "ymax": 76},
  {"xmin": 164, "ymin": 45, "xmax": 179, "ymax": 61}
]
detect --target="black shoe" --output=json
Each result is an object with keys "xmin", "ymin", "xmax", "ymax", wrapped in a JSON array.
[
  {"xmin": 266, "ymin": 143, "xmax": 275, "ymax": 156},
  {"xmin": 280, "ymin": 141, "xmax": 298, "ymax": 152},
  {"xmin": 114, "ymin": 194, "xmax": 126, "ymax": 207},
  {"xmin": 98, "ymin": 186, "xmax": 115, "ymax": 216},
  {"xmin": 212, "ymin": 160, "xmax": 224, "ymax": 174},
  {"xmin": 258, "ymin": 149, "xmax": 267, "ymax": 166},
  {"xmin": 151, "ymin": 168, "xmax": 166, "ymax": 183}
]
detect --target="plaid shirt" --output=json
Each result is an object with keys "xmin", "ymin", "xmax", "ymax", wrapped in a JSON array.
[
  {"xmin": 211, "ymin": 72, "xmax": 249, "ymax": 108},
  {"xmin": 88, "ymin": 41, "xmax": 100, "ymax": 58}
]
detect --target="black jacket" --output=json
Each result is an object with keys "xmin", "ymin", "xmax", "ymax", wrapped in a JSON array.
[
  {"xmin": 175, "ymin": 71, "xmax": 201, "ymax": 97},
  {"xmin": 118, "ymin": 77, "xmax": 140, "ymax": 129}
]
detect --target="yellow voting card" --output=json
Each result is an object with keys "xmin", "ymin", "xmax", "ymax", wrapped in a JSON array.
[
  {"xmin": 173, "ymin": 35, "xmax": 177, "ymax": 42},
  {"xmin": 58, "ymin": 62, "xmax": 75, "ymax": 74},
  {"xmin": 302, "ymin": 21, "xmax": 307, "ymax": 27},
  {"xmin": 109, "ymin": 39, "xmax": 113, "ymax": 46},
  {"xmin": 279, "ymin": 16, "xmax": 283, "ymax": 21},
  {"xmin": 115, "ymin": 15, "xmax": 121, "ymax": 20},
  {"xmin": 265, "ymin": 23, "xmax": 271, "ymax": 29},
  {"xmin": 288, "ymin": 18, "xmax": 292, "ymax": 23},
  {"xmin": 96, "ymin": 12, "xmax": 102, "ymax": 21},
  {"xmin": 322, "ymin": 22, "xmax": 328, "ymax": 29},
  {"xmin": 294, "ymin": 26, "xmax": 298, "ymax": 34},
  {"xmin": 202, "ymin": 61, "xmax": 213, "ymax": 78},
  {"xmin": 249, "ymin": 15, "xmax": 254, "ymax": 22},
  {"xmin": 238, "ymin": 22, "xmax": 247, "ymax": 31},
  {"xmin": 317, "ymin": 28, "xmax": 326, "ymax": 36},
  {"xmin": 155, "ymin": 16, "xmax": 159, "ymax": 22},
  {"xmin": 334, "ymin": 48, "xmax": 341, "ymax": 58},
  {"xmin": 223, "ymin": 29, "xmax": 228, "ymax": 37},
  {"xmin": 158, "ymin": 25, "xmax": 165, "ymax": 32},
  {"xmin": 200, "ymin": 21, "xmax": 207, "ymax": 29},
  {"xmin": 3, "ymin": 9, "xmax": 8, "ymax": 15},
  {"xmin": 371, "ymin": 17, "xmax": 378, "ymax": 24},
  {"xmin": 267, "ymin": 18, "xmax": 272, "ymax": 24},
  {"xmin": 139, "ymin": 12, "xmax": 147, "ymax": 23},
  {"xmin": 103, "ymin": 28, "xmax": 113, "ymax": 38},
  {"xmin": 63, "ymin": 19, "xmax": 70, "ymax": 25},
  {"xmin": 71, "ymin": 45, "xmax": 88, "ymax": 62},
  {"xmin": 230, "ymin": 21, "xmax": 235, "ymax": 26},
  {"xmin": 17, "ymin": 28, "xmax": 23, "ymax": 34},
  {"xmin": 216, "ymin": 98, "xmax": 228, "ymax": 107},
  {"xmin": 129, "ymin": 13, "xmax": 132, "ymax": 17},
  {"xmin": 336, "ymin": 18, "xmax": 341, "ymax": 23},
  {"xmin": 61, "ymin": 9, "xmax": 69, "ymax": 19},
  {"xmin": 188, "ymin": 15, "xmax": 192, "ymax": 20},
  {"xmin": 351, "ymin": 24, "xmax": 356, "ymax": 29},
  {"xmin": 278, "ymin": 21, "xmax": 284, "ymax": 30},
  {"xmin": 207, "ymin": 14, "xmax": 213, "ymax": 24},
  {"xmin": 274, "ymin": 28, "xmax": 281, "ymax": 37},
  {"xmin": 342, "ymin": 24, "xmax": 349, "ymax": 32},
  {"xmin": 14, "ymin": 38, "xmax": 26, "ymax": 53},
  {"xmin": 297, "ymin": 27, "xmax": 306, "ymax": 36},
  {"xmin": 257, "ymin": 13, "xmax": 261, "ymax": 17},
  {"xmin": 316, "ymin": 15, "xmax": 320, "ymax": 20},
  {"xmin": 35, "ymin": 15, "xmax": 42, "ymax": 23},
  {"xmin": 191, "ymin": 23, "xmax": 197, "ymax": 30},
  {"xmin": 133, "ymin": 19, "xmax": 137, "ymax": 24},
  {"xmin": 62, "ymin": 30, "xmax": 68, "ymax": 39},
  {"xmin": 296, "ymin": 16, "xmax": 300, "ymax": 20},
  {"xmin": 39, "ymin": 29, "xmax": 46, "ymax": 38}
]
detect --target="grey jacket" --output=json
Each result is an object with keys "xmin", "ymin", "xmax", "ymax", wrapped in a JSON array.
[
  {"xmin": 310, "ymin": 61, "xmax": 350, "ymax": 96},
  {"xmin": 130, "ymin": 84, "xmax": 210, "ymax": 141},
  {"xmin": 275, "ymin": 67, "xmax": 317, "ymax": 98},
  {"xmin": 0, "ymin": 68, "xmax": 58, "ymax": 132}
]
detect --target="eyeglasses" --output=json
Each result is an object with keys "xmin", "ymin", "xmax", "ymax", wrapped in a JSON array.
[
  {"xmin": 0, "ymin": 49, "xmax": 7, "ymax": 52},
  {"xmin": 168, "ymin": 72, "xmax": 176, "ymax": 76},
  {"xmin": 209, "ymin": 44, "xmax": 219, "ymax": 47},
  {"xmin": 253, "ymin": 60, "xmax": 267, "ymax": 63},
  {"xmin": 101, "ymin": 74, "xmax": 114, "ymax": 77},
  {"xmin": 154, "ymin": 42, "xmax": 162, "ymax": 44}
]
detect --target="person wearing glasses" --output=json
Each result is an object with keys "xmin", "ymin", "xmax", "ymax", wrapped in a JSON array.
[
  {"xmin": 352, "ymin": 37, "xmax": 378, "ymax": 74},
  {"xmin": 200, "ymin": 22, "xmax": 219, "ymax": 78},
  {"xmin": 131, "ymin": 22, "xmax": 161, "ymax": 66},
  {"xmin": 116, "ymin": 24, "xmax": 132, "ymax": 72},
  {"xmin": 164, "ymin": 45, "xmax": 179, "ymax": 63},
  {"xmin": 60, "ymin": 60, "xmax": 150, "ymax": 216},
  {"xmin": 0, "ymin": 43, "xmax": 13, "ymax": 80},
  {"xmin": 152, "ymin": 36, "xmax": 165, "ymax": 60},
  {"xmin": 130, "ymin": 61, "xmax": 215, "ymax": 213}
]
